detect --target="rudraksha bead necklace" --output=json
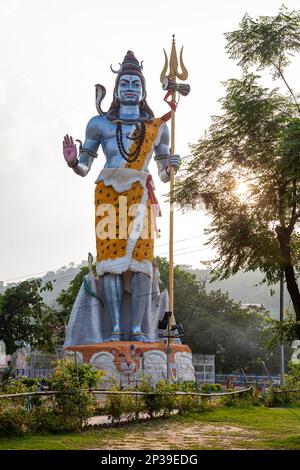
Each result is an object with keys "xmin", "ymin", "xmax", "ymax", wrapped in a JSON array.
[{"xmin": 116, "ymin": 122, "xmax": 146, "ymax": 162}]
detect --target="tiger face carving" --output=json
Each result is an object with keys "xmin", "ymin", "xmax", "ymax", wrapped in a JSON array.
[{"xmin": 111, "ymin": 348, "xmax": 143, "ymax": 383}]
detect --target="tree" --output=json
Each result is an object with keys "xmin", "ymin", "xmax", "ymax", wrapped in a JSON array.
[
  {"xmin": 0, "ymin": 279, "xmax": 55, "ymax": 354},
  {"xmin": 56, "ymin": 265, "xmax": 90, "ymax": 320},
  {"xmin": 36, "ymin": 305, "xmax": 67, "ymax": 353},
  {"xmin": 156, "ymin": 257, "xmax": 201, "ymax": 323},
  {"xmin": 156, "ymin": 258, "xmax": 284, "ymax": 373},
  {"xmin": 174, "ymin": 7, "xmax": 300, "ymax": 330}
]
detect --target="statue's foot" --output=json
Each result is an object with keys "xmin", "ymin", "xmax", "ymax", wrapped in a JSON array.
[
  {"xmin": 109, "ymin": 332, "xmax": 123, "ymax": 341},
  {"xmin": 129, "ymin": 333, "xmax": 151, "ymax": 343}
]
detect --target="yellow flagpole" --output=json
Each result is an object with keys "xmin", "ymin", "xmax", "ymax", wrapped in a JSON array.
[
  {"xmin": 160, "ymin": 35, "xmax": 189, "ymax": 341},
  {"xmin": 168, "ymin": 35, "xmax": 178, "ymax": 340}
]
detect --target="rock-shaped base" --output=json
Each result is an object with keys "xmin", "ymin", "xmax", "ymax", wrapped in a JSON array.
[{"xmin": 65, "ymin": 341, "xmax": 195, "ymax": 387}]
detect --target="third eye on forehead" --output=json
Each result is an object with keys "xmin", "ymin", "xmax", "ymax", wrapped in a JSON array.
[{"xmin": 119, "ymin": 76, "xmax": 142, "ymax": 88}]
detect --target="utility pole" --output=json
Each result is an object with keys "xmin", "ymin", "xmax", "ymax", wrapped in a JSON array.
[{"xmin": 280, "ymin": 270, "xmax": 285, "ymax": 387}]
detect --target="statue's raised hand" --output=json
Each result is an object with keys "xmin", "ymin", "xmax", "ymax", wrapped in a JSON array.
[{"xmin": 63, "ymin": 135, "xmax": 78, "ymax": 167}]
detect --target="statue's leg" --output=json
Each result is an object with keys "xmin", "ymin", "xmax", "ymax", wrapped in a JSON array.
[
  {"xmin": 103, "ymin": 273, "xmax": 123, "ymax": 341},
  {"xmin": 129, "ymin": 272, "xmax": 151, "ymax": 342}
]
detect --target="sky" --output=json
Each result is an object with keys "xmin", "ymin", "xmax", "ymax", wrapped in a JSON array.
[{"xmin": 1, "ymin": 0, "xmax": 300, "ymax": 283}]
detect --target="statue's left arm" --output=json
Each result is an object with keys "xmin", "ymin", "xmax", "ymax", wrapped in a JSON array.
[{"xmin": 154, "ymin": 123, "xmax": 181, "ymax": 183}]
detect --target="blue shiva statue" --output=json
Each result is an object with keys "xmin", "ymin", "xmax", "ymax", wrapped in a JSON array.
[{"xmin": 63, "ymin": 51, "xmax": 181, "ymax": 344}]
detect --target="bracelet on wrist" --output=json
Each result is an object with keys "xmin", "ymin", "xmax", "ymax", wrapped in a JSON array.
[{"xmin": 67, "ymin": 159, "xmax": 78, "ymax": 168}]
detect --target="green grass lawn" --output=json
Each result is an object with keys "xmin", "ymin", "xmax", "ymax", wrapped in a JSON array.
[{"xmin": 0, "ymin": 405, "xmax": 300, "ymax": 450}]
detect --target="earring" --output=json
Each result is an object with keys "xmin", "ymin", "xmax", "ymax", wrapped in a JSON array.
[{"xmin": 113, "ymin": 92, "xmax": 120, "ymax": 104}]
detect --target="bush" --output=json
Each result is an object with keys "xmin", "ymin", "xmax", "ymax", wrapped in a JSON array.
[
  {"xmin": 249, "ymin": 386, "xmax": 263, "ymax": 406},
  {"xmin": 201, "ymin": 383, "xmax": 223, "ymax": 394},
  {"xmin": 104, "ymin": 382, "xmax": 125, "ymax": 423},
  {"xmin": 121, "ymin": 388, "xmax": 144, "ymax": 422},
  {"xmin": 156, "ymin": 381, "xmax": 178, "ymax": 416},
  {"xmin": 1, "ymin": 378, "xmax": 32, "ymax": 408},
  {"xmin": 137, "ymin": 377, "xmax": 162, "ymax": 418},
  {"xmin": 0, "ymin": 406, "xmax": 27, "ymax": 437},
  {"xmin": 285, "ymin": 361, "xmax": 300, "ymax": 389},
  {"xmin": 104, "ymin": 379, "xmax": 147, "ymax": 423},
  {"xmin": 2, "ymin": 378, "xmax": 28, "ymax": 395},
  {"xmin": 221, "ymin": 391, "xmax": 241, "ymax": 407},
  {"xmin": 105, "ymin": 378, "xmax": 211, "ymax": 420},
  {"xmin": 177, "ymin": 393, "xmax": 199, "ymax": 414},
  {"xmin": 176, "ymin": 381, "xmax": 206, "ymax": 412},
  {"xmin": 263, "ymin": 386, "xmax": 281, "ymax": 407},
  {"xmin": 49, "ymin": 359, "xmax": 104, "ymax": 390},
  {"xmin": 48, "ymin": 358, "xmax": 104, "ymax": 431},
  {"xmin": 221, "ymin": 387, "xmax": 260, "ymax": 407},
  {"xmin": 28, "ymin": 404, "xmax": 75, "ymax": 434},
  {"xmin": 178, "ymin": 381, "xmax": 201, "ymax": 393},
  {"xmin": 0, "ymin": 360, "xmax": 104, "ymax": 435},
  {"xmin": 262, "ymin": 362, "xmax": 300, "ymax": 406},
  {"xmin": 19, "ymin": 377, "xmax": 40, "ymax": 388}
]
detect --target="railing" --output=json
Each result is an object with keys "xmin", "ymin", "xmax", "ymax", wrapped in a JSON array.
[
  {"xmin": 10, "ymin": 368, "xmax": 281, "ymax": 388},
  {"xmin": 274, "ymin": 388, "xmax": 300, "ymax": 393},
  {"xmin": 0, "ymin": 387, "xmax": 254, "ymax": 423},
  {"xmin": 215, "ymin": 373, "xmax": 281, "ymax": 386},
  {"xmin": 12, "ymin": 368, "xmax": 53, "ymax": 378},
  {"xmin": 0, "ymin": 386, "xmax": 253, "ymax": 401}
]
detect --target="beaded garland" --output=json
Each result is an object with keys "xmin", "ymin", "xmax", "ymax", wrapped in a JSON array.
[{"xmin": 116, "ymin": 122, "xmax": 146, "ymax": 162}]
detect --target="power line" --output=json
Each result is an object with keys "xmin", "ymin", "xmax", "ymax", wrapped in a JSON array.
[
  {"xmin": 1, "ymin": 256, "xmax": 215, "ymax": 315},
  {"xmin": 20, "ymin": 244, "xmax": 210, "ymax": 289},
  {"xmin": 57, "ymin": 269, "xmax": 211, "ymax": 313},
  {"xmin": 49, "ymin": 245, "xmax": 210, "ymax": 287},
  {"xmin": 0, "ymin": 248, "xmax": 214, "ymax": 312},
  {"xmin": 1, "ymin": 235, "xmax": 207, "ymax": 284}
]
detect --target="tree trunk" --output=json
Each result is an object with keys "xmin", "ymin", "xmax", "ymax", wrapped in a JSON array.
[{"xmin": 275, "ymin": 226, "xmax": 300, "ymax": 321}]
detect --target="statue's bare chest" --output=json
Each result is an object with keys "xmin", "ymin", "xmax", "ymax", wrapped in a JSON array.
[{"xmin": 101, "ymin": 122, "xmax": 139, "ymax": 164}]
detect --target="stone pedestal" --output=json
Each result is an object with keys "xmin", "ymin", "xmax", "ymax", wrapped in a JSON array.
[{"xmin": 65, "ymin": 341, "xmax": 195, "ymax": 387}]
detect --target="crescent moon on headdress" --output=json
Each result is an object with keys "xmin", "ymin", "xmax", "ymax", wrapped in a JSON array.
[
  {"xmin": 160, "ymin": 49, "xmax": 169, "ymax": 83},
  {"xmin": 110, "ymin": 63, "xmax": 122, "ymax": 74}
]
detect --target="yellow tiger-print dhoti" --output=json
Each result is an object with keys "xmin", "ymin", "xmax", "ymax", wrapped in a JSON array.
[
  {"xmin": 94, "ymin": 117, "xmax": 165, "ymax": 278},
  {"xmin": 95, "ymin": 180, "xmax": 154, "ymax": 260}
]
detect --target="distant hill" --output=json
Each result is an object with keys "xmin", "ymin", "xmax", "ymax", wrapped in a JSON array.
[
  {"xmin": 0, "ymin": 261, "xmax": 87, "ymax": 307},
  {"xmin": 0, "ymin": 261, "xmax": 291, "ymax": 318},
  {"xmin": 37, "ymin": 262, "xmax": 87, "ymax": 307},
  {"xmin": 182, "ymin": 267, "xmax": 290, "ymax": 318}
]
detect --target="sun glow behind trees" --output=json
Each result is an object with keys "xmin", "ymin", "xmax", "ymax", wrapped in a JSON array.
[{"xmin": 235, "ymin": 180, "xmax": 251, "ymax": 201}]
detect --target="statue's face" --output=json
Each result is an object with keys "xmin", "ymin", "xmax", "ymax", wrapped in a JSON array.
[{"xmin": 117, "ymin": 74, "xmax": 143, "ymax": 106}]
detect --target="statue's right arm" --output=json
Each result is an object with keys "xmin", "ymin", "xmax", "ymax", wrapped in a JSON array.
[{"xmin": 69, "ymin": 116, "xmax": 102, "ymax": 177}]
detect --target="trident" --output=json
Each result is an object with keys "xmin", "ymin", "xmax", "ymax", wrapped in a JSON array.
[{"xmin": 160, "ymin": 35, "xmax": 190, "ymax": 339}]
